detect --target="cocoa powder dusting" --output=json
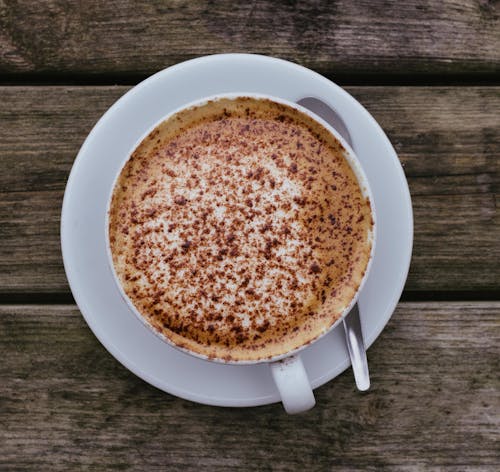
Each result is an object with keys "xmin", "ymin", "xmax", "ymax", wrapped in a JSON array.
[{"xmin": 108, "ymin": 97, "xmax": 373, "ymax": 362}]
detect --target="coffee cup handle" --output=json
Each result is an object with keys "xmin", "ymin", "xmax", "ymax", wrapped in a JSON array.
[{"xmin": 270, "ymin": 355, "xmax": 315, "ymax": 414}]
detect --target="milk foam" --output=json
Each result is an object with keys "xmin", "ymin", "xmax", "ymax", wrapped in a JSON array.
[{"xmin": 109, "ymin": 97, "xmax": 373, "ymax": 361}]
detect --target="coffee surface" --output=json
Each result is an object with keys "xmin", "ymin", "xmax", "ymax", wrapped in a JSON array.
[{"xmin": 109, "ymin": 97, "xmax": 373, "ymax": 361}]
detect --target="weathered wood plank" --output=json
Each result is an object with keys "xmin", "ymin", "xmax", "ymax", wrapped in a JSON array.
[
  {"xmin": 0, "ymin": 86, "xmax": 498, "ymax": 293},
  {"xmin": 366, "ymin": 87, "xmax": 500, "ymax": 292},
  {"xmin": 0, "ymin": 1, "xmax": 499, "ymax": 77},
  {"xmin": 0, "ymin": 302, "xmax": 498, "ymax": 470}
]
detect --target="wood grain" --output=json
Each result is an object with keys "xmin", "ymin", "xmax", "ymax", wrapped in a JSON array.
[
  {"xmin": 0, "ymin": 302, "xmax": 498, "ymax": 470},
  {"xmin": 0, "ymin": 0, "xmax": 499, "ymax": 77},
  {"xmin": 0, "ymin": 86, "xmax": 498, "ymax": 294}
]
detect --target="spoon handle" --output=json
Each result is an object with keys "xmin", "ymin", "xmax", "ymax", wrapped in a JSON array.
[{"xmin": 342, "ymin": 304, "xmax": 370, "ymax": 391}]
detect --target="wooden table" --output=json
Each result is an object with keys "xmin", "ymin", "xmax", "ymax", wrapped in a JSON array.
[{"xmin": 1, "ymin": 2, "xmax": 499, "ymax": 470}]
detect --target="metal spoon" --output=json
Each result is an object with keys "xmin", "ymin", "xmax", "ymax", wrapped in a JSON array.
[{"xmin": 297, "ymin": 97, "xmax": 370, "ymax": 391}]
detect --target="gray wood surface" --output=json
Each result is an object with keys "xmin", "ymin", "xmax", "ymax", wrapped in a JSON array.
[
  {"xmin": 0, "ymin": 86, "xmax": 498, "ymax": 294},
  {"xmin": 1, "ymin": 302, "xmax": 498, "ymax": 470},
  {"xmin": 0, "ymin": 0, "xmax": 499, "ymax": 77},
  {"xmin": 1, "ymin": 2, "xmax": 499, "ymax": 470}
]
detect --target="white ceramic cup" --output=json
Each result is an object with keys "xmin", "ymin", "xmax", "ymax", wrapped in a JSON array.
[{"xmin": 105, "ymin": 93, "xmax": 376, "ymax": 414}]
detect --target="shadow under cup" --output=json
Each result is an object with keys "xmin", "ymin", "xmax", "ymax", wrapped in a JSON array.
[{"xmin": 105, "ymin": 93, "xmax": 376, "ymax": 414}]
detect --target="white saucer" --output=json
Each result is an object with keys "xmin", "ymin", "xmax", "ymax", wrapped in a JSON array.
[{"xmin": 61, "ymin": 54, "xmax": 413, "ymax": 407}]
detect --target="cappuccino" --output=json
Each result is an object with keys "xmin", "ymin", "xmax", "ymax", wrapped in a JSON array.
[{"xmin": 108, "ymin": 97, "xmax": 373, "ymax": 361}]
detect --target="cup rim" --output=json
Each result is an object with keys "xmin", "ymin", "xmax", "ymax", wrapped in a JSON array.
[{"xmin": 104, "ymin": 92, "xmax": 377, "ymax": 365}]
